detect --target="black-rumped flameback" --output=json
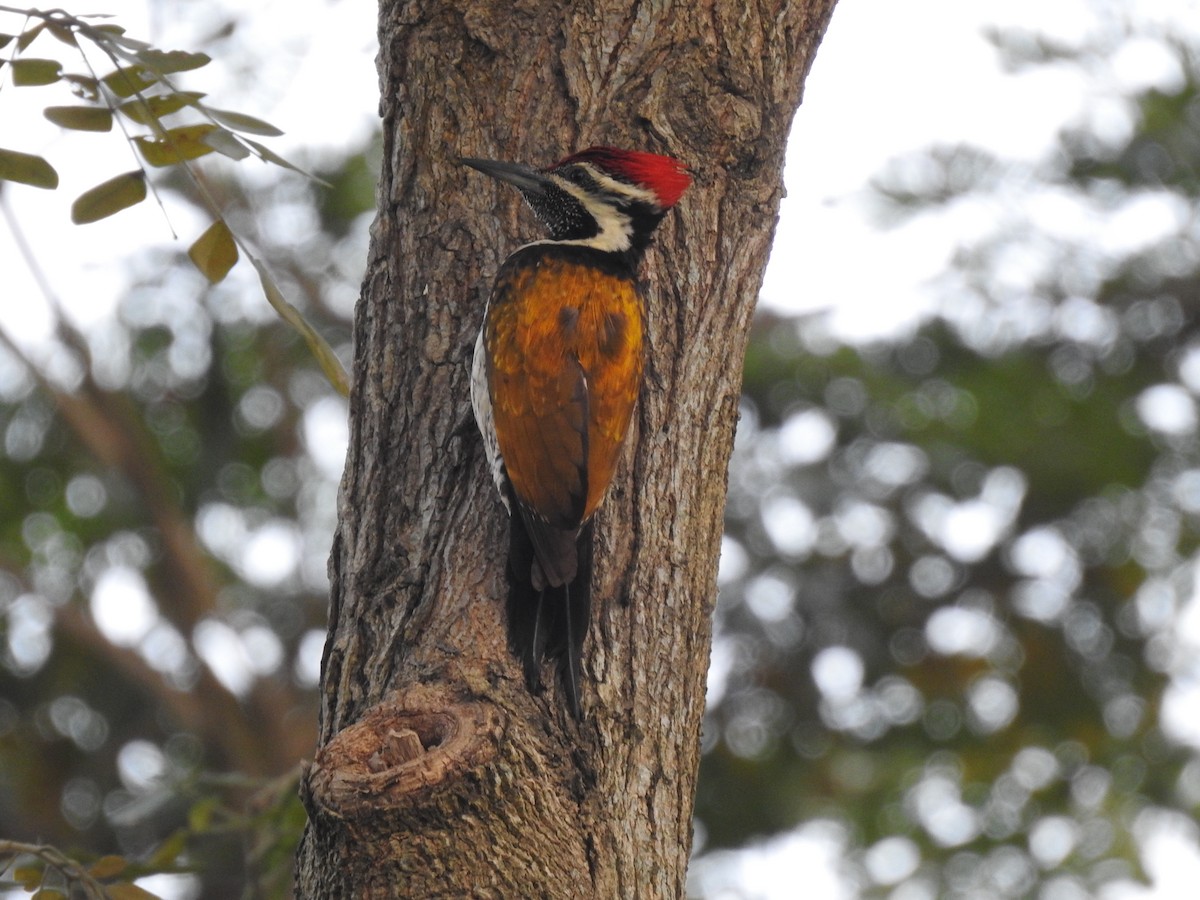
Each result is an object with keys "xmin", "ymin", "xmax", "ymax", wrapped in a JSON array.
[{"xmin": 463, "ymin": 146, "xmax": 691, "ymax": 717}]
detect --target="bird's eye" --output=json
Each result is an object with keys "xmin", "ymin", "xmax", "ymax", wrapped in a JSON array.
[{"xmin": 562, "ymin": 167, "xmax": 590, "ymax": 186}]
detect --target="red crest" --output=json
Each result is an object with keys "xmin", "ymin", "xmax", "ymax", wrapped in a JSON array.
[{"xmin": 551, "ymin": 146, "xmax": 692, "ymax": 208}]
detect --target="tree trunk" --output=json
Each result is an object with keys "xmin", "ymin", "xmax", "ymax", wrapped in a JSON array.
[{"xmin": 295, "ymin": 0, "xmax": 837, "ymax": 895}]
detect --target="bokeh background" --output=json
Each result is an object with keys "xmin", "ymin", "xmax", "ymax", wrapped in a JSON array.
[{"xmin": 2, "ymin": 0, "xmax": 1200, "ymax": 897}]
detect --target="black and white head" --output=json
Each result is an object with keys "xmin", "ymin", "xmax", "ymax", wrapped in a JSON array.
[{"xmin": 462, "ymin": 146, "xmax": 691, "ymax": 256}]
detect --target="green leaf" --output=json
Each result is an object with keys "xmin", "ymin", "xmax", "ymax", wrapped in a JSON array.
[
  {"xmin": 187, "ymin": 795, "xmax": 218, "ymax": 832},
  {"xmin": 146, "ymin": 831, "xmax": 186, "ymax": 869},
  {"xmin": 87, "ymin": 854, "xmax": 128, "ymax": 879},
  {"xmin": 188, "ymin": 220, "xmax": 238, "ymax": 283},
  {"xmin": 43, "ymin": 105, "xmax": 113, "ymax": 132},
  {"xmin": 101, "ymin": 64, "xmax": 157, "ymax": 98},
  {"xmin": 134, "ymin": 49, "xmax": 211, "ymax": 75},
  {"xmin": 118, "ymin": 91, "xmax": 204, "ymax": 124},
  {"xmin": 64, "ymin": 74, "xmax": 100, "ymax": 100},
  {"xmin": 16, "ymin": 23, "xmax": 45, "ymax": 51},
  {"xmin": 244, "ymin": 138, "xmax": 299, "ymax": 172},
  {"xmin": 31, "ymin": 890, "xmax": 66, "ymax": 899},
  {"xmin": 0, "ymin": 147, "xmax": 59, "ymax": 188},
  {"xmin": 12, "ymin": 864, "xmax": 43, "ymax": 888},
  {"xmin": 91, "ymin": 25, "xmax": 150, "ymax": 52},
  {"xmin": 245, "ymin": 139, "xmax": 331, "ymax": 186},
  {"xmin": 0, "ymin": 34, "xmax": 15, "ymax": 50},
  {"xmin": 105, "ymin": 884, "xmax": 161, "ymax": 900},
  {"xmin": 203, "ymin": 107, "xmax": 283, "ymax": 137},
  {"xmin": 251, "ymin": 255, "xmax": 350, "ymax": 397},
  {"xmin": 71, "ymin": 171, "xmax": 147, "ymax": 224},
  {"xmin": 46, "ymin": 23, "xmax": 78, "ymax": 46},
  {"xmin": 202, "ymin": 128, "xmax": 250, "ymax": 160},
  {"xmin": 11, "ymin": 58, "xmax": 62, "ymax": 86},
  {"xmin": 134, "ymin": 124, "xmax": 218, "ymax": 166}
]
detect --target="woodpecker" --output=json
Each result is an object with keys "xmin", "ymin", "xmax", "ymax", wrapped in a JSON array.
[{"xmin": 463, "ymin": 146, "xmax": 691, "ymax": 717}]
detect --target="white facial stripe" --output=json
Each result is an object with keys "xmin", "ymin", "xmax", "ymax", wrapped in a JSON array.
[
  {"xmin": 576, "ymin": 163, "xmax": 660, "ymax": 205},
  {"xmin": 574, "ymin": 193, "xmax": 632, "ymax": 252},
  {"xmin": 546, "ymin": 164, "xmax": 655, "ymax": 253}
]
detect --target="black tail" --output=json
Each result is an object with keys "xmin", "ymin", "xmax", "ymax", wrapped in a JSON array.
[
  {"xmin": 562, "ymin": 520, "xmax": 593, "ymax": 718},
  {"xmin": 506, "ymin": 514, "xmax": 594, "ymax": 718}
]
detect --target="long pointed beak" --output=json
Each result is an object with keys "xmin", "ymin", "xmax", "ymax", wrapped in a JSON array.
[{"xmin": 460, "ymin": 157, "xmax": 551, "ymax": 195}]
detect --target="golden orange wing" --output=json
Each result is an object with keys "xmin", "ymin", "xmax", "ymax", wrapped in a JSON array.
[{"xmin": 485, "ymin": 248, "xmax": 644, "ymax": 530}]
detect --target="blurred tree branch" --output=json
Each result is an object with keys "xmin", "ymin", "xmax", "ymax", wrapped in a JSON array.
[{"xmin": 1, "ymin": 196, "xmax": 309, "ymax": 775}]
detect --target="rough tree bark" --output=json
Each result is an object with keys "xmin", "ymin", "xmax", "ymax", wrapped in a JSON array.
[{"xmin": 296, "ymin": 0, "xmax": 837, "ymax": 895}]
